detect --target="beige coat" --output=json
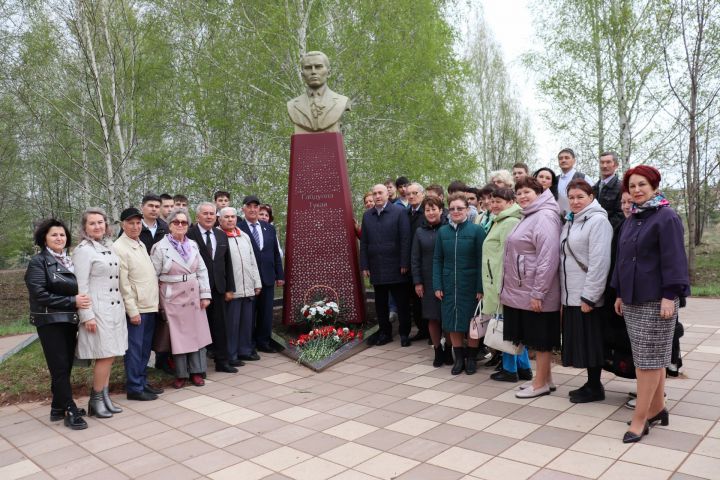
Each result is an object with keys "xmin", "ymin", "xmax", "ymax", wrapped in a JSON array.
[
  {"xmin": 72, "ymin": 239, "xmax": 128, "ymax": 359},
  {"xmin": 114, "ymin": 233, "xmax": 160, "ymax": 318},
  {"xmin": 226, "ymin": 232, "xmax": 262, "ymax": 298}
]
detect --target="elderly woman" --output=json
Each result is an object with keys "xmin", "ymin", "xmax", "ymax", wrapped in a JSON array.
[
  {"xmin": 481, "ymin": 188, "xmax": 532, "ymax": 383},
  {"xmin": 150, "ymin": 208, "xmax": 213, "ymax": 388},
  {"xmin": 490, "ymin": 169, "xmax": 514, "ymax": 189},
  {"xmin": 501, "ymin": 177, "xmax": 563, "ymax": 398},
  {"xmin": 433, "ymin": 193, "xmax": 486, "ymax": 375},
  {"xmin": 73, "ymin": 208, "xmax": 128, "ymax": 418},
  {"xmin": 219, "ymin": 207, "xmax": 262, "ymax": 365},
  {"xmin": 411, "ymin": 196, "xmax": 448, "ymax": 367},
  {"xmin": 612, "ymin": 165, "xmax": 689, "ymax": 443},
  {"xmin": 559, "ymin": 179, "xmax": 613, "ymax": 403},
  {"xmin": 533, "ymin": 167, "xmax": 559, "ymax": 200},
  {"xmin": 25, "ymin": 219, "xmax": 91, "ymax": 429}
]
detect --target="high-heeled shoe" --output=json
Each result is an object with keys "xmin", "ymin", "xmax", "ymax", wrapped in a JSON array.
[
  {"xmin": 648, "ymin": 408, "xmax": 669, "ymax": 426},
  {"xmin": 626, "ymin": 408, "xmax": 669, "ymax": 427},
  {"xmin": 622, "ymin": 421, "xmax": 650, "ymax": 443},
  {"xmin": 102, "ymin": 387, "xmax": 123, "ymax": 413}
]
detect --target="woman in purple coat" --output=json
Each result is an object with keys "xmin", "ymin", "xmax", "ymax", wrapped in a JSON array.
[
  {"xmin": 612, "ymin": 165, "xmax": 689, "ymax": 443},
  {"xmin": 500, "ymin": 177, "xmax": 563, "ymax": 398}
]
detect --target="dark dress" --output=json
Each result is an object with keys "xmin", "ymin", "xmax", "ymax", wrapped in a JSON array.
[{"xmin": 411, "ymin": 216, "xmax": 447, "ymax": 320}]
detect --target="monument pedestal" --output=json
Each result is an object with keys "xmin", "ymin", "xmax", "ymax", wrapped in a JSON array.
[{"xmin": 282, "ymin": 132, "xmax": 366, "ymax": 325}]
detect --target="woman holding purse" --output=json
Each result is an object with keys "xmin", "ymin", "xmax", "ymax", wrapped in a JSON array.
[{"xmin": 433, "ymin": 193, "xmax": 486, "ymax": 375}]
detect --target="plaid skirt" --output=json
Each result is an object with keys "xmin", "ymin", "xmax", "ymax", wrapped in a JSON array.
[{"xmin": 623, "ymin": 299, "xmax": 678, "ymax": 370}]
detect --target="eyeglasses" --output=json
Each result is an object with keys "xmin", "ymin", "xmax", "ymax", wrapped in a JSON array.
[
  {"xmin": 170, "ymin": 220, "xmax": 189, "ymax": 226},
  {"xmin": 448, "ymin": 207, "xmax": 466, "ymax": 212}
]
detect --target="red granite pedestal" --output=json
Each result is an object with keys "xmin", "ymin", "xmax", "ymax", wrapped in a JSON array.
[{"xmin": 282, "ymin": 132, "xmax": 366, "ymax": 325}]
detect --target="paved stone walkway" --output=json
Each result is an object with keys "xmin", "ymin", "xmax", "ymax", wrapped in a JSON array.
[{"xmin": 1, "ymin": 298, "xmax": 719, "ymax": 480}]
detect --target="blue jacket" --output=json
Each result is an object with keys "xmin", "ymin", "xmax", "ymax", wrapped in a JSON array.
[
  {"xmin": 239, "ymin": 220, "xmax": 285, "ymax": 287},
  {"xmin": 360, "ymin": 202, "xmax": 411, "ymax": 285},
  {"xmin": 611, "ymin": 206, "xmax": 690, "ymax": 304}
]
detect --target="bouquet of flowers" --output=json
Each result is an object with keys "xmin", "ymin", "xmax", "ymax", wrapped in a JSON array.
[
  {"xmin": 300, "ymin": 298, "xmax": 339, "ymax": 328},
  {"xmin": 290, "ymin": 326, "xmax": 363, "ymax": 363}
]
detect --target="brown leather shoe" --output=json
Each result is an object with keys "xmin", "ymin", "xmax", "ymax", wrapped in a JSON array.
[{"xmin": 173, "ymin": 378, "xmax": 186, "ymax": 389}]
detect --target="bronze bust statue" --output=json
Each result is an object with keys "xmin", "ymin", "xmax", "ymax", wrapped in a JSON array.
[{"xmin": 287, "ymin": 51, "xmax": 350, "ymax": 134}]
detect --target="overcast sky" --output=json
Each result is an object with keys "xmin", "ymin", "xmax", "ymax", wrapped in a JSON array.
[{"xmin": 473, "ymin": 0, "xmax": 556, "ymax": 166}]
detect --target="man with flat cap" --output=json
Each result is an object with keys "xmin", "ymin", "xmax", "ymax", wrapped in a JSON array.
[
  {"xmin": 240, "ymin": 195, "xmax": 285, "ymax": 355},
  {"xmin": 115, "ymin": 207, "xmax": 163, "ymax": 401}
]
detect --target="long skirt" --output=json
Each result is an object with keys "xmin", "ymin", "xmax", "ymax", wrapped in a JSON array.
[
  {"xmin": 561, "ymin": 306, "xmax": 604, "ymax": 368},
  {"xmin": 503, "ymin": 305, "xmax": 561, "ymax": 352},
  {"xmin": 623, "ymin": 299, "xmax": 678, "ymax": 370}
]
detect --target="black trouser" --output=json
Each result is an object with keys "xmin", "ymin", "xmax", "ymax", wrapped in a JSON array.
[
  {"xmin": 374, "ymin": 283, "xmax": 411, "ymax": 338},
  {"xmin": 408, "ymin": 283, "xmax": 426, "ymax": 335},
  {"xmin": 37, "ymin": 323, "xmax": 78, "ymax": 410},
  {"xmin": 206, "ymin": 291, "xmax": 229, "ymax": 365}
]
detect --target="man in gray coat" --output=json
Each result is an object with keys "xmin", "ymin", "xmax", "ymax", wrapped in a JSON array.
[{"xmin": 360, "ymin": 184, "xmax": 412, "ymax": 347}]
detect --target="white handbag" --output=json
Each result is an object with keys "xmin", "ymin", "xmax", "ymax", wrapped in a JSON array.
[
  {"xmin": 484, "ymin": 310, "xmax": 524, "ymax": 355},
  {"xmin": 468, "ymin": 301, "xmax": 489, "ymax": 340}
]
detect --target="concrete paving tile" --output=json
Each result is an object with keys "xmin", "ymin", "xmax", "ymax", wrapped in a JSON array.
[
  {"xmin": 323, "ymin": 420, "xmax": 378, "ymax": 441},
  {"xmin": 457, "ymin": 431, "xmax": 519, "ymax": 455},
  {"xmin": 670, "ymin": 402, "xmax": 720, "ymax": 421},
  {"xmin": 524, "ymin": 426, "xmax": 585, "ymax": 449},
  {"xmin": 159, "ymin": 438, "xmax": 217, "ymax": 462},
  {"xmin": 396, "ymin": 462, "xmax": 465, "ymax": 479},
  {"xmin": 385, "ymin": 416, "xmax": 439, "ymax": 435},
  {"xmin": 73, "ymin": 466, "xmax": 129, "ymax": 480},
  {"xmin": 483, "ymin": 417, "xmax": 542, "ymax": 439},
  {"xmin": 471, "ymin": 399, "xmax": 524, "ymax": 416},
  {"xmin": 528, "ymin": 468, "xmax": 590, "ymax": 480},
  {"xmin": 470, "ymin": 456, "xmax": 540, "ymax": 480},
  {"xmin": 439, "ymin": 394, "xmax": 487, "ymax": 410},
  {"xmin": 224, "ymin": 436, "xmax": 282, "ymax": 459},
  {"xmin": 270, "ymin": 406, "xmax": 319, "ymax": 423},
  {"xmin": 599, "ymin": 461, "xmax": 672, "ymax": 480},
  {"xmin": 262, "ymin": 423, "xmax": 315, "ymax": 444},
  {"xmin": 694, "ymin": 437, "xmax": 720, "ymax": 459},
  {"xmin": 420, "ymin": 424, "xmax": 479, "ymax": 444},
  {"xmin": 95, "ymin": 441, "xmax": 153, "ymax": 464},
  {"xmin": 427, "ymin": 445, "xmax": 492, "ymax": 473},
  {"xmin": 657, "ymin": 415, "xmax": 714, "ymax": 436},
  {"xmin": 327, "ymin": 402, "xmax": 375, "ymax": 419},
  {"xmin": 547, "ymin": 450, "xmax": 614, "ymax": 478},
  {"xmin": 407, "ymin": 388, "xmax": 455, "ymax": 404},
  {"xmin": 114, "ymin": 451, "xmax": 175, "ymax": 477},
  {"xmin": 134, "ymin": 463, "xmax": 199, "ymax": 480},
  {"xmin": 570, "ymin": 433, "xmax": 632, "ymax": 459},
  {"xmin": 642, "ymin": 427, "xmax": 703, "ymax": 452},
  {"xmin": 46, "ymin": 455, "xmax": 108, "ymax": 480},
  {"xmin": 287, "ymin": 432, "xmax": 347, "ymax": 456},
  {"xmin": 251, "ymin": 445, "xmax": 312, "ymax": 471},
  {"xmin": 123, "ymin": 419, "xmax": 173, "ymax": 439},
  {"xmin": 0, "ymin": 459, "xmax": 42, "ymax": 480},
  {"xmin": 200, "ymin": 426, "xmax": 254, "ymax": 448},
  {"xmin": 207, "ymin": 460, "xmax": 272, "ymax": 480},
  {"xmin": 447, "ymin": 411, "xmax": 502, "ymax": 430},
  {"xmin": 508, "ymin": 405, "xmax": 562, "ymax": 424},
  {"xmin": 677, "ymin": 453, "xmax": 720, "ymax": 480},
  {"xmin": 403, "ymin": 375, "xmax": 447, "ymax": 388},
  {"xmin": 353, "ymin": 429, "xmax": 411, "ymax": 450},
  {"xmin": 0, "ymin": 448, "xmax": 26, "ymax": 468},
  {"xmin": 566, "ymin": 402, "xmax": 620, "ymax": 419},
  {"xmin": 282, "ymin": 457, "xmax": 346, "ymax": 480},
  {"xmin": 354, "ymin": 452, "xmax": 419, "ymax": 479},
  {"xmin": 182, "ymin": 449, "xmax": 243, "ymax": 475},
  {"xmin": 547, "ymin": 412, "xmax": 604, "ymax": 432},
  {"xmin": 500, "ymin": 440, "xmax": 564, "ymax": 467},
  {"xmin": 415, "ymin": 404, "xmax": 467, "ymax": 423},
  {"xmin": 32, "ymin": 444, "xmax": 87, "ymax": 469},
  {"xmin": 621, "ymin": 443, "xmax": 689, "ymax": 471},
  {"xmin": 320, "ymin": 442, "xmax": 382, "ymax": 467},
  {"xmin": 389, "ymin": 436, "xmax": 451, "ymax": 461}
]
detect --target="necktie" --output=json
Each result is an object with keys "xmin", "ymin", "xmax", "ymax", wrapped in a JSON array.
[
  {"xmin": 204, "ymin": 230, "xmax": 213, "ymax": 257},
  {"xmin": 251, "ymin": 223, "xmax": 261, "ymax": 248}
]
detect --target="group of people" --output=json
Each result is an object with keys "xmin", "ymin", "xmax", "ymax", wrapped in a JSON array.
[
  {"xmin": 25, "ymin": 192, "xmax": 284, "ymax": 430},
  {"xmin": 359, "ymin": 149, "xmax": 689, "ymax": 444}
]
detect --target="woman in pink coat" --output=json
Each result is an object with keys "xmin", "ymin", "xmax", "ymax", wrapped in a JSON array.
[
  {"xmin": 150, "ymin": 208, "xmax": 213, "ymax": 389},
  {"xmin": 500, "ymin": 177, "xmax": 563, "ymax": 398}
]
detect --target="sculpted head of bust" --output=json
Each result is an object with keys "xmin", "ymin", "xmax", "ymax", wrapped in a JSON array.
[{"xmin": 301, "ymin": 51, "xmax": 330, "ymax": 90}]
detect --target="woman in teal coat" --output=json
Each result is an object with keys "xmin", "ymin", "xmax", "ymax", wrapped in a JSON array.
[
  {"xmin": 481, "ymin": 188, "xmax": 533, "ymax": 383},
  {"xmin": 433, "ymin": 193, "xmax": 485, "ymax": 375}
]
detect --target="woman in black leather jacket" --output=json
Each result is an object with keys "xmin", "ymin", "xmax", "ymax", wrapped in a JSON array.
[{"xmin": 24, "ymin": 218, "xmax": 92, "ymax": 430}]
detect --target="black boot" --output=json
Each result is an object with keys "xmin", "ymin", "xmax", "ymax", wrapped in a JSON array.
[
  {"xmin": 451, "ymin": 347, "xmax": 465, "ymax": 375},
  {"xmin": 64, "ymin": 406, "xmax": 88, "ymax": 430},
  {"xmin": 443, "ymin": 343, "xmax": 454, "ymax": 365},
  {"xmin": 465, "ymin": 347, "xmax": 478, "ymax": 375},
  {"xmin": 433, "ymin": 346, "xmax": 444, "ymax": 368}
]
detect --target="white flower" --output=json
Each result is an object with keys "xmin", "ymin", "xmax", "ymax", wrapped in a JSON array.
[
  {"xmin": 343, "ymin": 327, "xmax": 349, "ymax": 333},
  {"xmin": 333, "ymin": 335, "xmax": 340, "ymax": 341},
  {"xmin": 309, "ymin": 307, "xmax": 317, "ymax": 316}
]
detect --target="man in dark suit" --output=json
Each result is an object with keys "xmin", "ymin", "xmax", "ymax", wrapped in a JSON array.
[
  {"xmin": 360, "ymin": 184, "xmax": 412, "ymax": 347},
  {"xmin": 187, "ymin": 202, "xmax": 238, "ymax": 373},
  {"xmin": 240, "ymin": 195, "xmax": 285, "ymax": 355},
  {"xmin": 593, "ymin": 151, "xmax": 625, "ymax": 230},
  {"xmin": 138, "ymin": 193, "xmax": 169, "ymax": 254},
  {"xmin": 407, "ymin": 182, "xmax": 428, "ymax": 341}
]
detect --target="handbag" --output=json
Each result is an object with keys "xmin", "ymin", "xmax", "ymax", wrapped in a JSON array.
[
  {"xmin": 468, "ymin": 301, "xmax": 489, "ymax": 340},
  {"xmin": 484, "ymin": 310, "xmax": 524, "ymax": 355}
]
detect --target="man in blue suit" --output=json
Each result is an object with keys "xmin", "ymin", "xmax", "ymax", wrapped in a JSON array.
[{"xmin": 240, "ymin": 195, "xmax": 285, "ymax": 355}]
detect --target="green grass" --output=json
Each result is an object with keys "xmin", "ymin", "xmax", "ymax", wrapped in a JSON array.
[
  {"xmin": 693, "ymin": 222, "xmax": 720, "ymax": 297},
  {"xmin": 0, "ymin": 318, "xmax": 34, "ymax": 336},
  {"xmin": 0, "ymin": 340, "xmax": 173, "ymax": 405}
]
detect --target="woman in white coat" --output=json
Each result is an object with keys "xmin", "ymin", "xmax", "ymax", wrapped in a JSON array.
[{"xmin": 73, "ymin": 207, "xmax": 128, "ymax": 418}]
